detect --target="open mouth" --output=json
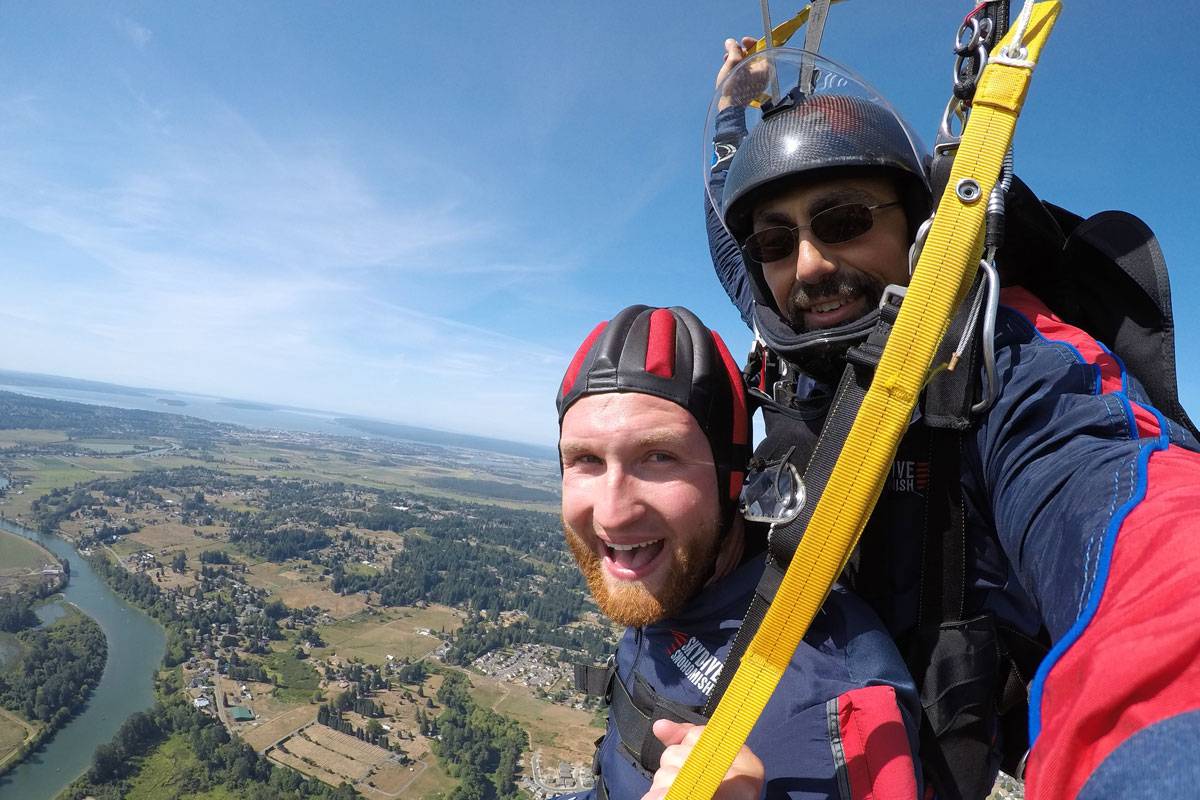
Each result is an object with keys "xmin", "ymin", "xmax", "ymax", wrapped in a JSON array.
[
  {"xmin": 602, "ymin": 539, "xmax": 665, "ymax": 578},
  {"xmin": 810, "ymin": 299, "xmax": 847, "ymax": 313},
  {"xmin": 800, "ymin": 294, "xmax": 866, "ymax": 328}
]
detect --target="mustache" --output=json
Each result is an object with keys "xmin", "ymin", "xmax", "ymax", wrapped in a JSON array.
[{"xmin": 789, "ymin": 268, "xmax": 884, "ymax": 311}]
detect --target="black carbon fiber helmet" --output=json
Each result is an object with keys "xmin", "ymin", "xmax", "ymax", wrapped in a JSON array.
[
  {"xmin": 705, "ymin": 50, "xmax": 931, "ymax": 377},
  {"xmin": 557, "ymin": 305, "xmax": 751, "ymax": 516}
]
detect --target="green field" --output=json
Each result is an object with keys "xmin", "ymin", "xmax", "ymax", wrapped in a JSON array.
[
  {"xmin": 123, "ymin": 734, "xmax": 242, "ymax": 800},
  {"xmin": 313, "ymin": 608, "xmax": 456, "ymax": 665},
  {"xmin": 0, "ymin": 429, "xmax": 69, "ymax": 448},
  {"xmin": 263, "ymin": 650, "xmax": 321, "ymax": 704},
  {"xmin": 0, "ymin": 528, "xmax": 54, "ymax": 572},
  {"xmin": 403, "ymin": 753, "xmax": 458, "ymax": 797},
  {"xmin": 72, "ymin": 438, "xmax": 159, "ymax": 455}
]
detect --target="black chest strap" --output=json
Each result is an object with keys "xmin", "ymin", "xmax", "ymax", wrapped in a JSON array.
[
  {"xmin": 611, "ymin": 669, "xmax": 709, "ymax": 775},
  {"xmin": 575, "ymin": 657, "xmax": 708, "ymax": 784}
]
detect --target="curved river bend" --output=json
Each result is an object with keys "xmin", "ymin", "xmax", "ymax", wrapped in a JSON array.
[{"xmin": 0, "ymin": 519, "xmax": 166, "ymax": 800}]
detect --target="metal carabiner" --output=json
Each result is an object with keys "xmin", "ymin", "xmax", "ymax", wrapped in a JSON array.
[
  {"xmin": 908, "ymin": 214, "xmax": 935, "ymax": 276},
  {"xmin": 971, "ymin": 257, "xmax": 1001, "ymax": 415},
  {"xmin": 936, "ymin": 96, "xmax": 968, "ymax": 152},
  {"xmin": 955, "ymin": 15, "xmax": 994, "ymax": 56}
]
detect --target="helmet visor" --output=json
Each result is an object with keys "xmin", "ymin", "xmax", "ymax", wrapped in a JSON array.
[{"xmin": 704, "ymin": 48, "xmax": 927, "ymax": 237}]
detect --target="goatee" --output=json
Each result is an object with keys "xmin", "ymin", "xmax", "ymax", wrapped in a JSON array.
[{"xmin": 562, "ymin": 516, "xmax": 721, "ymax": 628}]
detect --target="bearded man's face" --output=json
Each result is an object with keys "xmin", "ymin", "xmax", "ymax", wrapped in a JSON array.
[{"xmin": 559, "ymin": 393, "xmax": 724, "ymax": 627}]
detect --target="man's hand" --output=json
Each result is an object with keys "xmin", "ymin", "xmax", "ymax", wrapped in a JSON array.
[
  {"xmin": 717, "ymin": 36, "xmax": 770, "ymax": 111},
  {"xmin": 640, "ymin": 720, "xmax": 765, "ymax": 800}
]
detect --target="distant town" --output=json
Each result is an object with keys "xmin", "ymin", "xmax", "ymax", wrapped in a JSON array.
[{"xmin": 0, "ymin": 388, "xmax": 612, "ymax": 799}]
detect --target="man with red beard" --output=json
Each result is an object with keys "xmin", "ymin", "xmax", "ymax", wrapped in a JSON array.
[{"xmin": 555, "ymin": 304, "xmax": 922, "ymax": 800}]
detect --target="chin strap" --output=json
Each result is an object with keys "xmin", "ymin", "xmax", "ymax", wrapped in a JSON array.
[{"xmin": 663, "ymin": 5, "xmax": 1062, "ymax": 798}]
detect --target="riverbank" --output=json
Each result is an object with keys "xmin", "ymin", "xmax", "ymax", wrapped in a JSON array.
[
  {"xmin": 0, "ymin": 604, "xmax": 106, "ymax": 781},
  {"xmin": 0, "ymin": 517, "xmax": 166, "ymax": 800}
]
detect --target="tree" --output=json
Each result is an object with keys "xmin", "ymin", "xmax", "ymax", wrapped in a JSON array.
[{"xmin": 172, "ymin": 551, "xmax": 188, "ymax": 573}]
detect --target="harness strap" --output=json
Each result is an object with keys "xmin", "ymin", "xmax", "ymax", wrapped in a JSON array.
[
  {"xmin": 574, "ymin": 661, "xmax": 615, "ymax": 701},
  {"xmin": 704, "ymin": 294, "xmax": 904, "ymax": 716},
  {"xmin": 609, "ymin": 668, "xmax": 709, "ymax": 777},
  {"xmin": 664, "ymin": 7, "xmax": 1062, "ymax": 797}
]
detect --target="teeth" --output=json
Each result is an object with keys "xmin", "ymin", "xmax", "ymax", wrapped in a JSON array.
[
  {"xmin": 812, "ymin": 300, "xmax": 844, "ymax": 313},
  {"xmin": 608, "ymin": 540, "xmax": 661, "ymax": 551}
]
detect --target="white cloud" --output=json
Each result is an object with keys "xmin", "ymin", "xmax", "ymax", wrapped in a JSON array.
[
  {"xmin": 116, "ymin": 17, "xmax": 152, "ymax": 49},
  {"xmin": 0, "ymin": 87, "xmax": 576, "ymax": 444}
]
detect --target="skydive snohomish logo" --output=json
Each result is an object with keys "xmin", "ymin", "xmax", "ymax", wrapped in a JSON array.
[
  {"xmin": 667, "ymin": 631, "xmax": 723, "ymax": 697},
  {"xmin": 889, "ymin": 460, "xmax": 930, "ymax": 494}
]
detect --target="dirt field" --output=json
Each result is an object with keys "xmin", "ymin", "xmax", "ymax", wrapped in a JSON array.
[
  {"xmin": 266, "ymin": 723, "xmax": 409, "ymax": 793},
  {"xmin": 240, "ymin": 701, "xmax": 317, "ymax": 752},
  {"xmin": 247, "ymin": 561, "xmax": 367, "ymax": 618},
  {"xmin": 283, "ymin": 733, "xmax": 373, "ymax": 780},
  {"xmin": 369, "ymin": 751, "xmax": 457, "ymax": 798},
  {"xmin": 0, "ymin": 706, "xmax": 40, "ymax": 771}
]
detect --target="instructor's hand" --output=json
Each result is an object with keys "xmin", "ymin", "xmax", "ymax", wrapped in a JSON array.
[
  {"xmin": 716, "ymin": 36, "xmax": 770, "ymax": 110},
  {"xmin": 640, "ymin": 720, "xmax": 765, "ymax": 800}
]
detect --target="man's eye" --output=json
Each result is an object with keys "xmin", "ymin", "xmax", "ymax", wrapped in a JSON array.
[
  {"xmin": 648, "ymin": 452, "xmax": 676, "ymax": 463},
  {"xmin": 569, "ymin": 454, "xmax": 601, "ymax": 466}
]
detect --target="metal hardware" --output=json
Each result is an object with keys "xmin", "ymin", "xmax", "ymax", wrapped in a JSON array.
[
  {"xmin": 956, "ymin": 178, "xmax": 982, "ymax": 203},
  {"xmin": 879, "ymin": 284, "xmax": 908, "ymax": 310},
  {"xmin": 908, "ymin": 214, "xmax": 935, "ymax": 276},
  {"xmin": 971, "ymin": 257, "xmax": 1001, "ymax": 414}
]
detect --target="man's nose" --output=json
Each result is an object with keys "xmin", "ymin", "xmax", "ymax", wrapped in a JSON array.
[
  {"xmin": 793, "ymin": 235, "xmax": 838, "ymax": 284},
  {"xmin": 592, "ymin": 467, "xmax": 643, "ymax": 530}
]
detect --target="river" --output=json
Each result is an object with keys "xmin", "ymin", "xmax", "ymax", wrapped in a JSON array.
[{"xmin": 0, "ymin": 519, "xmax": 166, "ymax": 800}]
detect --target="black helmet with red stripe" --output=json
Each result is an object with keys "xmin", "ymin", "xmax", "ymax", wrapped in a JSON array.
[{"xmin": 556, "ymin": 305, "xmax": 751, "ymax": 520}]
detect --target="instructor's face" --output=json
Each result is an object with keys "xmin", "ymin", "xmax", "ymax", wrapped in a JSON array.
[
  {"xmin": 751, "ymin": 175, "xmax": 910, "ymax": 332},
  {"xmin": 559, "ymin": 393, "xmax": 723, "ymax": 627}
]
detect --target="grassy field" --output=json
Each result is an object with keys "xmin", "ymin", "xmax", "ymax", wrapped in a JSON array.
[
  {"xmin": 468, "ymin": 670, "xmax": 601, "ymax": 770},
  {"xmin": 0, "ymin": 528, "xmax": 55, "ymax": 571},
  {"xmin": 0, "ymin": 429, "xmax": 69, "ymax": 448},
  {"xmin": 240, "ymin": 703, "xmax": 316, "ymax": 752},
  {"xmin": 263, "ymin": 650, "xmax": 321, "ymax": 704},
  {"xmin": 247, "ymin": 561, "xmax": 366, "ymax": 619},
  {"xmin": 392, "ymin": 752, "xmax": 457, "ymax": 798},
  {"xmin": 124, "ymin": 734, "xmax": 201, "ymax": 800},
  {"xmin": 313, "ymin": 607, "xmax": 460, "ymax": 665},
  {"xmin": 1, "ymin": 456, "xmax": 100, "ymax": 518}
]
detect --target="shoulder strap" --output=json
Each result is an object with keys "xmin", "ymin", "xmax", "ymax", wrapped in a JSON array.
[
  {"xmin": 704, "ymin": 293, "xmax": 906, "ymax": 716},
  {"xmin": 574, "ymin": 660, "xmax": 615, "ymax": 701}
]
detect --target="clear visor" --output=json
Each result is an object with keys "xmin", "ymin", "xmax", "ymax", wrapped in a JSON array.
[{"xmin": 703, "ymin": 48, "xmax": 926, "ymax": 232}]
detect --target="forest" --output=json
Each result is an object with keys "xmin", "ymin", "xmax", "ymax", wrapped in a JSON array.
[
  {"xmin": 62, "ymin": 692, "xmax": 359, "ymax": 800},
  {"xmin": 0, "ymin": 607, "xmax": 107, "ymax": 773},
  {"xmin": 430, "ymin": 671, "xmax": 527, "ymax": 800}
]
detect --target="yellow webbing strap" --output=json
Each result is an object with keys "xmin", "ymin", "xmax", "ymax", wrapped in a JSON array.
[
  {"xmin": 664, "ymin": 5, "xmax": 1061, "ymax": 798},
  {"xmin": 749, "ymin": 0, "xmax": 850, "ymax": 53}
]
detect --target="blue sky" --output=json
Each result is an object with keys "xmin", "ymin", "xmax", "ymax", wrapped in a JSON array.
[{"xmin": 1, "ymin": 2, "xmax": 1197, "ymax": 445}]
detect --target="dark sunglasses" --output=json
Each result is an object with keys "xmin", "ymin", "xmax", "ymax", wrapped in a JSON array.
[{"xmin": 744, "ymin": 201, "xmax": 902, "ymax": 263}]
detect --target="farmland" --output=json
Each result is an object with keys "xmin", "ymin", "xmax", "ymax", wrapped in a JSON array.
[{"xmin": 1, "ymin": 389, "xmax": 614, "ymax": 798}]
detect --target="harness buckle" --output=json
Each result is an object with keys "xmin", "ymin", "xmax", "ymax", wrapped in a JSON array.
[{"xmin": 879, "ymin": 284, "xmax": 907, "ymax": 310}]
